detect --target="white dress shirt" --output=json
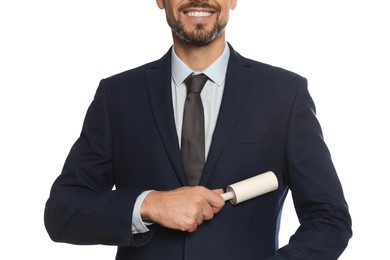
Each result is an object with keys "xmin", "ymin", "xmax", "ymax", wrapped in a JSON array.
[{"xmin": 131, "ymin": 44, "xmax": 230, "ymax": 233}]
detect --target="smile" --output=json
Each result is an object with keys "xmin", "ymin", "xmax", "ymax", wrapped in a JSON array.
[{"xmin": 186, "ymin": 11, "xmax": 213, "ymax": 17}]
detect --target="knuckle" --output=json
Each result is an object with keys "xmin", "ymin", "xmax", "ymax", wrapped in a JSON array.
[
  {"xmin": 194, "ymin": 186, "xmax": 207, "ymax": 194},
  {"xmin": 204, "ymin": 212, "xmax": 214, "ymax": 220},
  {"xmin": 188, "ymin": 206, "xmax": 200, "ymax": 216},
  {"xmin": 180, "ymin": 221, "xmax": 197, "ymax": 232}
]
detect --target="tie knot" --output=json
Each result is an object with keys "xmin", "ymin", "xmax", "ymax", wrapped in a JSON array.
[{"xmin": 185, "ymin": 73, "xmax": 208, "ymax": 94}]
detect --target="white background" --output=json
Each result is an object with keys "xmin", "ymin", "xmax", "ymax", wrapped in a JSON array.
[{"xmin": 1, "ymin": 0, "xmax": 389, "ymax": 259}]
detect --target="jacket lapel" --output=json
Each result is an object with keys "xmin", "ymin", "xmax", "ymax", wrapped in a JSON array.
[
  {"xmin": 200, "ymin": 46, "xmax": 253, "ymax": 186},
  {"xmin": 145, "ymin": 46, "xmax": 253, "ymax": 187},
  {"xmin": 145, "ymin": 50, "xmax": 188, "ymax": 186}
]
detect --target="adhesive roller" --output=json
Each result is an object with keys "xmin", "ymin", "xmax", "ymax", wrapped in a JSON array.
[{"xmin": 220, "ymin": 171, "xmax": 278, "ymax": 205}]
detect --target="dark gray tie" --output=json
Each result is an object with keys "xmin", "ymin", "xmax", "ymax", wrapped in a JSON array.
[{"xmin": 181, "ymin": 73, "xmax": 208, "ymax": 186}]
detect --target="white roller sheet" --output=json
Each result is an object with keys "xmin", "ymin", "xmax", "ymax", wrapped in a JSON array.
[{"xmin": 221, "ymin": 171, "xmax": 278, "ymax": 205}]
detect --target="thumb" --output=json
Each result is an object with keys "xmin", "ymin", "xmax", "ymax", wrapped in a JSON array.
[{"xmin": 211, "ymin": 188, "xmax": 224, "ymax": 195}]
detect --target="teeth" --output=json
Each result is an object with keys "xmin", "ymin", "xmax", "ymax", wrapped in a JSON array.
[{"xmin": 186, "ymin": 11, "xmax": 212, "ymax": 17}]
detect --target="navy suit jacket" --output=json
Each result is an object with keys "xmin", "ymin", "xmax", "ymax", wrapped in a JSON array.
[{"xmin": 45, "ymin": 45, "xmax": 352, "ymax": 259}]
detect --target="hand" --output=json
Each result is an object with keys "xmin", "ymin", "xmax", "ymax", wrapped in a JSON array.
[{"xmin": 140, "ymin": 186, "xmax": 225, "ymax": 232}]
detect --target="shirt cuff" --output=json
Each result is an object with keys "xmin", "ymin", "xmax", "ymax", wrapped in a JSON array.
[{"xmin": 131, "ymin": 190, "xmax": 154, "ymax": 234}]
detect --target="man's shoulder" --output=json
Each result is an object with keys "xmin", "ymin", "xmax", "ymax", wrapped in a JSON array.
[
  {"xmin": 101, "ymin": 49, "xmax": 171, "ymax": 85},
  {"xmin": 103, "ymin": 59, "xmax": 164, "ymax": 84},
  {"xmin": 237, "ymin": 53, "xmax": 306, "ymax": 82},
  {"xmin": 227, "ymin": 43, "xmax": 304, "ymax": 81},
  {"xmin": 229, "ymin": 48, "xmax": 308, "ymax": 93}
]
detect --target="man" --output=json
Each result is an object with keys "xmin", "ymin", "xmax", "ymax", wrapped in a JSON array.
[{"xmin": 45, "ymin": 0, "xmax": 352, "ymax": 259}]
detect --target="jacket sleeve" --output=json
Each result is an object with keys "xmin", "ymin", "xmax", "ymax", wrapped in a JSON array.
[
  {"xmin": 267, "ymin": 82, "xmax": 352, "ymax": 259},
  {"xmin": 44, "ymin": 81, "xmax": 155, "ymax": 247}
]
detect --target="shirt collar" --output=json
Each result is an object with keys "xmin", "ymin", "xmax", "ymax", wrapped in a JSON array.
[{"xmin": 171, "ymin": 43, "xmax": 230, "ymax": 87}]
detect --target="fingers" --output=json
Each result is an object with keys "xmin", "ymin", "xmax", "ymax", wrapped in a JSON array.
[
  {"xmin": 200, "ymin": 201, "xmax": 215, "ymax": 221},
  {"xmin": 208, "ymin": 188, "xmax": 225, "ymax": 213},
  {"xmin": 140, "ymin": 186, "xmax": 225, "ymax": 233},
  {"xmin": 212, "ymin": 188, "xmax": 224, "ymax": 195}
]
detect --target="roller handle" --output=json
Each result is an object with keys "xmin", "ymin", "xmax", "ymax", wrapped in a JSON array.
[{"xmin": 221, "ymin": 191, "xmax": 235, "ymax": 201}]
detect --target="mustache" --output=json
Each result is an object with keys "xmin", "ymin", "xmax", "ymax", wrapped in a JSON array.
[{"xmin": 178, "ymin": 2, "xmax": 220, "ymax": 13}]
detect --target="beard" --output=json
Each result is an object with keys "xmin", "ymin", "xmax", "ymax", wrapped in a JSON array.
[
  {"xmin": 167, "ymin": 2, "xmax": 226, "ymax": 47},
  {"xmin": 169, "ymin": 20, "xmax": 226, "ymax": 47}
]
